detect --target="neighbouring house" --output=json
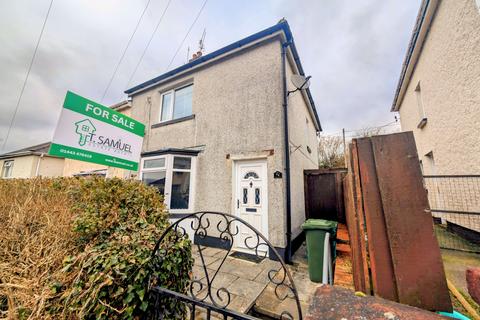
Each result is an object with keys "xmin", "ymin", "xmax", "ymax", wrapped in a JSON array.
[
  {"xmin": 391, "ymin": 0, "xmax": 480, "ymax": 175},
  {"xmin": 125, "ymin": 19, "xmax": 321, "ymax": 261},
  {"xmin": 0, "ymin": 142, "xmax": 64, "ymax": 179},
  {"xmin": 0, "ymin": 101, "xmax": 133, "ymax": 179},
  {"xmin": 391, "ymin": 0, "xmax": 480, "ymax": 239}
]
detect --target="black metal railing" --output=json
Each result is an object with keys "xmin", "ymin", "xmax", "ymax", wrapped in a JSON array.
[
  {"xmin": 423, "ymin": 175, "xmax": 480, "ymax": 253},
  {"xmin": 145, "ymin": 211, "xmax": 302, "ymax": 320}
]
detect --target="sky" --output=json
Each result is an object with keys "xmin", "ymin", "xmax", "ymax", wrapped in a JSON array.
[{"xmin": 0, "ymin": 0, "xmax": 420, "ymax": 153}]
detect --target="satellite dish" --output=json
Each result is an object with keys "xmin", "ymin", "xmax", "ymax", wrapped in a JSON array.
[{"xmin": 291, "ymin": 74, "xmax": 311, "ymax": 90}]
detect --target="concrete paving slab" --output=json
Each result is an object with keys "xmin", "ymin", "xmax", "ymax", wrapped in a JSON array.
[
  {"xmin": 201, "ymin": 247, "xmax": 226, "ymax": 257},
  {"xmin": 192, "ymin": 265, "xmax": 207, "ymax": 281},
  {"xmin": 211, "ymin": 258, "xmax": 264, "ymax": 280},
  {"xmin": 290, "ymin": 270, "xmax": 320, "ymax": 303},
  {"xmin": 227, "ymin": 277, "xmax": 268, "ymax": 298},
  {"xmin": 228, "ymin": 295, "xmax": 252, "ymax": 313},
  {"xmin": 194, "ymin": 255, "xmax": 220, "ymax": 268},
  {"xmin": 253, "ymin": 263, "xmax": 281, "ymax": 283},
  {"xmin": 208, "ymin": 256, "xmax": 236, "ymax": 270},
  {"xmin": 253, "ymin": 285, "xmax": 308, "ymax": 319},
  {"xmin": 210, "ymin": 271, "xmax": 239, "ymax": 289},
  {"xmin": 190, "ymin": 247, "xmax": 278, "ymax": 315}
]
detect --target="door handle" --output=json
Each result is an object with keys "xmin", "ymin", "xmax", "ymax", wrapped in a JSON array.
[{"xmin": 237, "ymin": 199, "xmax": 239, "ymax": 209}]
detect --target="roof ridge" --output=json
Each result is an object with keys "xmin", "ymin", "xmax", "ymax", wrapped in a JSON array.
[{"xmin": 125, "ymin": 20, "xmax": 292, "ymax": 95}]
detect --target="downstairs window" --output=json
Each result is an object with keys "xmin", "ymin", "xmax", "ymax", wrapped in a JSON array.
[{"xmin": 140, "ymin": 154, "xmax": 195, "ymax": 212}]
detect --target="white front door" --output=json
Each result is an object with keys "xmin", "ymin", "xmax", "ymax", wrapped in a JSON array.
[{"xmin": 233, "ymin": 159, "xmax": 268, "ymax": 253}]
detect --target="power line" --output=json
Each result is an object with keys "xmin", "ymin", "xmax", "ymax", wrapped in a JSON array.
[
  {"xmin": 125, "ymin": 0, "xmax": 172, "ymax": 89},
  {"xmin": 344, "ymin": 120, "xmax": 399, "ymax": 133},
  {"xmin": 322, "ymin": 120, "xmax": 400, "ymax": 137},
  {"xmin": 1, "ymin": 0, "xmax": 54, "ymax": 153},
  {"xmin": 165, "ymin": 0, "xmax": 208, "ymax": 71},
  {"xmin": 100, "ymin": 0, "xmax": 152, "ymax": 103}
]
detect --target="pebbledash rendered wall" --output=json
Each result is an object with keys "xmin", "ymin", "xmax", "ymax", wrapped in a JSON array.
[
  {"xmin": 285, "ymin": 59, "xmax": 320, "ymax": 240},
  {"xmin": 130, "ymin": 37, "xmax": 319, "ymax": 250},
  {"xmin": 398, "ymin": 0, "xmax": 480, "ymax": 175}
]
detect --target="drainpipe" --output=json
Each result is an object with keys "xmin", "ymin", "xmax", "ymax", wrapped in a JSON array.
[
  {"xmin": 35, "ymin": 153, "xmax": 45, "ymax": 176},
  {"xmin": 282, "ymin": 41, "xmax": 292, "ymax": 264}
]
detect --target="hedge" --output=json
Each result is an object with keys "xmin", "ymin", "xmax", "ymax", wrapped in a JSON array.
[{"xmin": 0, "ymin": 177, "xmax": 192, "ymax": 319}]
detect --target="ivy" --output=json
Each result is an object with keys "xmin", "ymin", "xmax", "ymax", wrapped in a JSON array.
[{"xmin": 50, "ymin": 178, "xmax": 192, "ymax": 319}]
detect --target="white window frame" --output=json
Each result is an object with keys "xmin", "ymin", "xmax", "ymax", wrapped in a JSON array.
[
  {"xmin": 140, "ymin": 154, "xmax": 196, "ymax": 214},
  {"xmin": 1, "ymin": 160, "xmax": 14, "ymax": 178},
  {"xmin": 159, "ymin": 83, "xmax": 193, "ymax": 123},
  {"xmin": 425, "ymin": 151, "xmax": 436, "ymax": 175},
  {"xmin": 414, "ymin": 81, "xmax": 428, "ymax": 129},
  {"xmin": 415, "ymin": 82, "xmax": 427, "ymax": 119}
]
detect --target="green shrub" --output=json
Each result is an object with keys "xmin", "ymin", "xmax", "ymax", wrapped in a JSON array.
[
  {"xmin": 0, "ymin": 177, "xmax": 192, "ymax": 319},
  {"xmin": 55, "ymin": 178, "xmax": 193, "ymax": 319}
]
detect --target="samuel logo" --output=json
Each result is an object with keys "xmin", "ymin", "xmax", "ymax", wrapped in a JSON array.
[{"xmin": 75, "ymin": 119, "xmax": 96, "ymax": 146}]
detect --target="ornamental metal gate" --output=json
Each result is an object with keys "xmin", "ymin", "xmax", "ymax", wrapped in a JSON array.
[{"xmin": 145, "ymin": 211, "xmax": 302, "ymax": 320}]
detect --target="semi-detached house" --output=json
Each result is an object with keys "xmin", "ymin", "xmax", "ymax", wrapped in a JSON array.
[{"xmin": 125, "ymin": 20, "xmax": 321, "ymax": 262}]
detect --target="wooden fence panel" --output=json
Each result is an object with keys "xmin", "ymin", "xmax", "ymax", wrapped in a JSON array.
[{"xmin": 304, "ymin": 169, "xmax": 346, "ymax": 222}]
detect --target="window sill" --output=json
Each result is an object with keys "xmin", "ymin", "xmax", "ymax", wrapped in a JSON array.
[
  {"xmin": 168, "ymin": 212, "xmax": 193, "ymax": 219},
  {"xmin": 417, "ymin": 117, "xmax": 428, "ymax": 129},
  {"xmin": 151, "ymin": 114, "xmax": 195, "ymax": 129}
]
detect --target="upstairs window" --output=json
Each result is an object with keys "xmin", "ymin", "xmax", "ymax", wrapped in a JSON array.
[
  {"xmin": 1, "ymin": 160, "xmax": 14, "ymax": 178},
  {"xmin": 160, "ymin": 84, "xmax": 193, "ymax": 122}
]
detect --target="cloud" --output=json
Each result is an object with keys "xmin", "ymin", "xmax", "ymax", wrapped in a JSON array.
[{"xmin": 0, "ymin": 0, "xmax": 419, "ymax": 151}]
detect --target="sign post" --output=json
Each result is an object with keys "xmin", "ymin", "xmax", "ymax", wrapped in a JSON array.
[{"xmin": 49, "ymin": 91, "xmax": 144, "ymax": 171}]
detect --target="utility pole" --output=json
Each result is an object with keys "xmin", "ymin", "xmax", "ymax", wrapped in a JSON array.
[{"xmin": 342, "ymin": 128, "xmax": 347, "ymax": 167}]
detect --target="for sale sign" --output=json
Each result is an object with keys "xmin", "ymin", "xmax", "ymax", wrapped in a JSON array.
[{"xmin": 49, "ymin": 91, "xmax": 144, "ymax": 171}]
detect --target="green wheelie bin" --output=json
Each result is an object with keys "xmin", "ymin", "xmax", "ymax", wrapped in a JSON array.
[{"xmin": 301, "ymin": 219, "xmax": 338, "ymax": 283}]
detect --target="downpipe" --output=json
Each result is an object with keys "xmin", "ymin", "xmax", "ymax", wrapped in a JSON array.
[
  {"xmin": 282, "ymin": 41, "xmax": 293, "ymax": 264},
  {"xmin": 35, "ymin": 153, "xmax": 45, "ymax": 177}
]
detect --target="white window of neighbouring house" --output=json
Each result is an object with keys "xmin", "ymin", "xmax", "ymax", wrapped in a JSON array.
[
  {"xmin": 159, "ymin": 84, "xmax": 193, "ymax": 122},
  {"xmin": 415, "ymin": 81, "xmax": 427, "ymax": 128},
  {"xmin": 140, "ymin": 154, "xmax": 195, "ymax": 212},
  {"xmin": 425, "ymin": 151, "xmax": 436, "ymax": 175},
  {"xmin": 1, "ymin": 160, "xmax": 14, "ymax": 178}
]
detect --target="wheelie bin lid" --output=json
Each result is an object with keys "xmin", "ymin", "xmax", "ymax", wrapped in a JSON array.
[{"xmin": 301, "ymin": 219, "xmax": 338, "ymax": 231}]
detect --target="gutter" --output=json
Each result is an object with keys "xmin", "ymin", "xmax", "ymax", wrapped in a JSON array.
[
  {"xmin": 282, "ymin": 41, "xmax": 293, "ymax": 264},
  {"xmin": 391, "ymin": 0, "xmax": 438, "ymax": 111}
]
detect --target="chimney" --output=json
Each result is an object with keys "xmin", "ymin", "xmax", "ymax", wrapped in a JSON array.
[{"xmin": 189, "ymin": 51, "xmax": 203, "ymax": 62}]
